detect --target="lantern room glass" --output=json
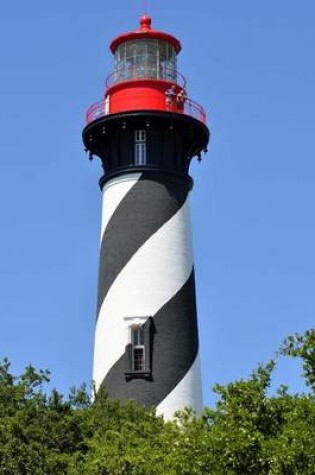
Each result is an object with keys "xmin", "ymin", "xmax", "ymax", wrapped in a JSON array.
[{"xmin": 114, "ymin": 39, "xmax": 177, "ymax": 84}]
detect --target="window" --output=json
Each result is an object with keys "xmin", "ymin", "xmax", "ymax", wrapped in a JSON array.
[
  {"xmin": 131, "ymin": 326, "xmax": 145, "ymax": 371},
  {"xmin": 134, "ymin": 130, "xmax": 147, "ymax": 165},
  {"xmin": 124, "ymin": 317, "xmax": 153, "ymax": 381}
]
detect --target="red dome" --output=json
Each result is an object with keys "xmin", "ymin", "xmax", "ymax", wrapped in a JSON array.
[{"xmin": 110, "ymin": 15, "xmax": 181, "ymax": 54}]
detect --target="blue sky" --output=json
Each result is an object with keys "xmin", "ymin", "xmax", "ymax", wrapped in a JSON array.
[{"xmin": 0, "ymin": 0, "xmax": 314, "ymax": 407}]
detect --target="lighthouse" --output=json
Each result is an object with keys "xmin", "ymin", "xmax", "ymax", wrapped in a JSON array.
[{"xmin": 82, "ymin": 15, "xmax": 209, "ymax": 419}]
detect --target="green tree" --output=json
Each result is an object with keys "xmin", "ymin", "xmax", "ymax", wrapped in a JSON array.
[
  {"xmin": 1, "ymin": 329, "xmax": 315, "ymax": 474},
  {"xmin": 0, "ymin": 359, "xmax": 91, "ymax": 474},
  {"xmin": 279, "ymin": 329, "xmax": 315, "ymax": 391}
]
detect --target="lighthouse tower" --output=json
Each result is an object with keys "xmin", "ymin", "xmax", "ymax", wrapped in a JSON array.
[{"xmin": 83, "ymin": 15, "xmax": 209, "ymax": 419}]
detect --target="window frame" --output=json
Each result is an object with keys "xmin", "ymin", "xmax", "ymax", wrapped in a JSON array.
[
  {"xmin": 134, "ymin": 129, "xmax": 147, "ymax": 166},
  {"xmin": 131, "ymin": 325, "xmax": 145, "ymax": 372},
  {"xmin": 124, "ymin": 317, "xmax": 153, "ymax": 381}
]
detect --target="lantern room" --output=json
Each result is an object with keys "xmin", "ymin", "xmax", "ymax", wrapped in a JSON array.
[
  {"xmin": 86, "ymin": 15, "xmax": 206, "ymax": 123},
  {"xmin": 110, "ymin": 15, "xmax": 180, "ymax": 85}
]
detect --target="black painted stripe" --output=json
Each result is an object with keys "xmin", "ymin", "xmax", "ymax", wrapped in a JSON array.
[
  {"xmin": 101, "ymin": 269, "xmax": 198, "ymax": 409},
  {"xmin": 96, "ymin": 174, "xmax": 190, "ymax": 317}
]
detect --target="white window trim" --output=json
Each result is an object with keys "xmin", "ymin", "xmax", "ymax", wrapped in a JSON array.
[{"xmin": 124, "ymin": 315, "xmax": 148, "ymax": 344}]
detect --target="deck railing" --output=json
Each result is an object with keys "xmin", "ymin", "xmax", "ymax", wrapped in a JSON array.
[
  {"xmin": 106, "ymin": 64, "xmax": 186, "ymax": 89},
  {"xmin": 86, "ymin": 96, "xmax": 206, "ymax": 125},
  {"xmin": 181, "ymin": 98, "xmax": 206, "ymax": 124}
]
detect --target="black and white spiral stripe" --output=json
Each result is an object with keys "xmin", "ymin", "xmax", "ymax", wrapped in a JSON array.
[{"xmin": 93, "ymin": 171, "xmax": 202, "ymax": 419}]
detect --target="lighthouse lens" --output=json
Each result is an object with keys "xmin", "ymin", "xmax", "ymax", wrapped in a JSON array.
[{"xmin": 114, "ymin": 39, "xmax": 177, "ymax": 84}]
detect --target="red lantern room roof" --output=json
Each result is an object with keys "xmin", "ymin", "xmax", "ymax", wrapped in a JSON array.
[{"xmin": 110, "ymin": 15, "xmax": 182, "ymax": 54}]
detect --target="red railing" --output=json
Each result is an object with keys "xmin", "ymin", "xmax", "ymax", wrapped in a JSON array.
[
  {"xmin": 182, "ymin": 98, "xmax": 206, "ymax": 124},
  {"xmin": 106, "ymin": 66, "xmax": 187, "ymax": 90},
  {"xmin": 87, "ymin": 101, "xmax": 107, "ymax": 123},
  {"xmin": 86, "ymin": 96, "xmax": 206, "ymax": 125}
]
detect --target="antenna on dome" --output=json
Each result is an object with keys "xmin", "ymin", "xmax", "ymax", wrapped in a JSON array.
[{"xmin": 144, "ymin": 0, "xmax": 148, "ymax": 15}]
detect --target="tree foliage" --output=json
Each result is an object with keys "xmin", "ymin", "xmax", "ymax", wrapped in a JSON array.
[
  {"xmin": 1, "ymin": 329, "xmax": 315, "ymax": 474},
  {"xmin": 279, "ymin": 329, "xmax": 315, "ymax": 392}
]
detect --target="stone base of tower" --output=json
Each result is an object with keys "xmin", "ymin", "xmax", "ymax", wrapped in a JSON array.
[{"xmin": 93, "ymin": 171, "xmax": 203, "ymax": 418}]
